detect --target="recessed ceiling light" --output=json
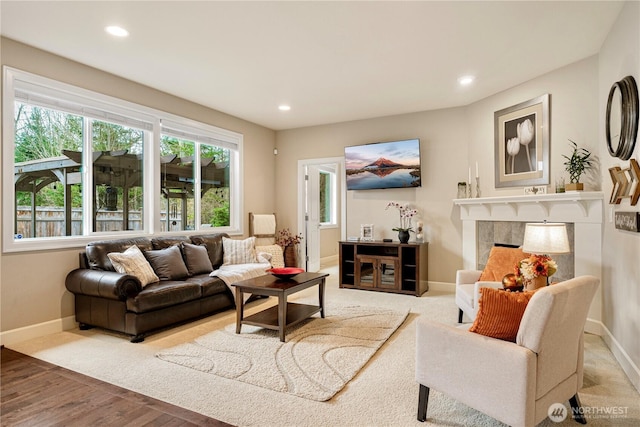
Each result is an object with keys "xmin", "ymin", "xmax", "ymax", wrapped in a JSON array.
[
  {"xmin": 278, "ymin": 105, "xmax": 291, "ymax": 111},
  {"xmin": 105, "ymin": 26, "xmax": 129, "ymax": 37},
  {"xmin": 458, "ymin": 75, "xmax": 475, "ymax": 86}
]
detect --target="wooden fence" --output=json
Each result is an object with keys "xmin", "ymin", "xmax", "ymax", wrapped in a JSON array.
[{"xmin": 15, "ymin": 207, "xmax": 182, "ymax": 238}]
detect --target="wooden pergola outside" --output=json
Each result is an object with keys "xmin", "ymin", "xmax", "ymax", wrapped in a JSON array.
[{"xmin": 14, "ymin": 149, "xmax": 228, "ymax": 237}]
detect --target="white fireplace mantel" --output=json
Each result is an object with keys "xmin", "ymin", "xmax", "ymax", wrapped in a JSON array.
[
  {"xmin": 454, "ymin": 191, "xmax": 604, "ymax": 223},
  {"xmin": 454, "ymin": 191, "xmax": 604, "ymax": 330}
]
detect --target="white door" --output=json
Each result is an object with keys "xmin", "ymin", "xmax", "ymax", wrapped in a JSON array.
[
  {"xmin": 305, "ymin": 165, "xmax": 321, "ymax": 272},
  {"xmin": 297, "ymin": 157, "xmax": 346, "ymax": 272}
]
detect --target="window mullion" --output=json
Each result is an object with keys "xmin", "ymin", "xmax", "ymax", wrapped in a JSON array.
[{"xmin": 83, "ymin": 119, "xmax": 93, "ymax": 236}]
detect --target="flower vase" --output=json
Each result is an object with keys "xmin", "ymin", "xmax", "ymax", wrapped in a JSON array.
[
  {"xmin": 284, "ymin": 244, "xmax": 298, "ymax": 267},
  {"xmin": 525, "ymin": 275, "xmax": 547, "ymax": 291},
  {"xmin": 398, "ymin": 230, "xmax": 410, "ymax": 244}
]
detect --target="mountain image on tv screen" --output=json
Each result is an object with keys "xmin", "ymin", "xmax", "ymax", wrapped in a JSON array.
[{"xmin": 345, "ymin": 138, "xmax": 421, "ymax": 190}]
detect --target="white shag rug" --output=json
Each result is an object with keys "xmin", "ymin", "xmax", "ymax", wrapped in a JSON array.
[{"xmin": 156, "ymin": 305, "xmax": 408, "ymax": 401}]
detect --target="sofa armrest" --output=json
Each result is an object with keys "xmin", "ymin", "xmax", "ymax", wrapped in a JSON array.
[
  {"xmin": 456, "ymin": 269, "xmax": 482, "ymax": 285},
  {"xmin": 65, "ymin": 269, "xmax": 142, "ymax": 301}
]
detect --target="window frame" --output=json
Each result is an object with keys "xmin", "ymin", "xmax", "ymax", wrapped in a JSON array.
[{"xmin": 3, "ymin": 67, "xmax": 243, "ymax": 253}]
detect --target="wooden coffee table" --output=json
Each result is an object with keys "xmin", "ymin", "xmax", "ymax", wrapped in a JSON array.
[{"xmin": 232, "ymin": 272, "xmax": 328, "ymax": 342}]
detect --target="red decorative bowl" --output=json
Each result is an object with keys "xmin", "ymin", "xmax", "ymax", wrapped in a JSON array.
[{"xmin": 267, "ymin": 267, "xmax": 304, "ymax": 279}]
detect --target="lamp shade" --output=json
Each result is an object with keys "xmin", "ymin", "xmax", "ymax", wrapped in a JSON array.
[{"xmin": 522, "ymin": 222, "xmax": 570, "ymax": 255}]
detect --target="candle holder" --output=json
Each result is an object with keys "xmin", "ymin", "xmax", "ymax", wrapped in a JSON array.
[
  {"xmin": 467, "ymin": 181, "xmax": 473, "ymax": 198},
  {"xmin": 475, "ymin": 176, "xmax": 481, "ymax": 198}
]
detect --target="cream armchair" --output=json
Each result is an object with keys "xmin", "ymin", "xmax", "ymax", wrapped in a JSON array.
[
  {"xmin": 456, "ymin": 246, "xmax": 528, "ymax": 323},
  {"xmin": 455, "ymin": 269, "xmax": 502, "ymax": 323},
  {"xmin": 417, "ymin": 275, "xmax": 600, "ymax": 427}
]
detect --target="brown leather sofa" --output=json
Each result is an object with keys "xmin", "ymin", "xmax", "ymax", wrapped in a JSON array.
[{"xmin": 65, "ymin": 233, "xmax": 235, "ymax": 342}]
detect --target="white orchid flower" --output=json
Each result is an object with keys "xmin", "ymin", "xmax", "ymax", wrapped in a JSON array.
[
  {"xmin": 517, "ymin": 119, "xmax": 535, "ymax": 171},
  {"xmin": 506, "ymin": 137, "xmax": 520, "ymax": 174}
]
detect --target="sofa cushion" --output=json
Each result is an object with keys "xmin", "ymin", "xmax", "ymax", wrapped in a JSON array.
[
  {"xmin": 144, "ymin": 245, "xmax": 189, "ymax": 281},
  {"xmin": 469, "ymin": 287, "xmax": 536, "ymax": 342},
  {"xmin": 185, "ymin": 274, "xmax": 230, "ymax": 298},
  {"xmin": 256, "ymin": 244, "xmax": 285, "ymax": 268},
  {"xmin": 107, "ymin": 245, "xmax": 159, "ymax": 288},
  {"xmin": 190, "ymin": 233, "xmax": 228, "ymax": 269},
  {"xmin": 223, "ymin": 236, "xmax": 258, "ymax": 265},
  {"xmin": 478, "ymin": 246, "xmax": 529, "ymax": 282},
  {"xmin": 126, "ymin": 281, "xmax": 202, "ymax": 313},
  {"xmin": 86, "ymin": 237, "xmax": 153, "ymax": 271},
  {"xmin": 182, "ymin": 243, "xmax": 214, "ymax": 275}
]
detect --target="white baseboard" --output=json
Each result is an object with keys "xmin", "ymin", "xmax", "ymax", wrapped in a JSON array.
[
  {"xmin": 593, "ymin": 320, "xmax": 640, "ymax": 394},
  {"xmin": 320, "ymin": 255, "xmax": 338, "ymax": 266},
  {"xmin": 0, "ymin": 316, "xmax": 76, "ymax": 347},
  {"xmin": 426, "ymin": 281, "xmax": 455, "ymax": 293}
]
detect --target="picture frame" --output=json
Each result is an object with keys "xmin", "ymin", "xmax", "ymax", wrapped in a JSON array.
[
  {"xmin": 494, "ymin": 94, "xmax": 550, "ymax": 188},
  {"xmin": 360, "ymin": 224, "xmax": 374, "ymax": 241}
]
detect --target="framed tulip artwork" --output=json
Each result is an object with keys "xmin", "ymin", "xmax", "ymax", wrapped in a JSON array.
[{"xmin": 494, "ymin": 94, "xmax": 550, "ymax": 188}]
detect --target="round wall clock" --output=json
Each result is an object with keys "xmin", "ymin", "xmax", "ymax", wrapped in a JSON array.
[{"xmin": 605, "ymin": 75, "xmax": 638, "ymax": 160}]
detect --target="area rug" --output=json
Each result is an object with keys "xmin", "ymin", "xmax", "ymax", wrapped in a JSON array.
[{"xmin": 155, "ymin": 305, "xmax": 408, "ymax": 401}]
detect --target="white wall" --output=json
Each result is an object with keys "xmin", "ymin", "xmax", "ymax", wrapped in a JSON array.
[
  {"xmin": 598, "ymin": 1, "xmax": 640, "ymax": 391},
  {"xmin": 276, "ymin": 107, "xmax": 469, "ymax": 284}
]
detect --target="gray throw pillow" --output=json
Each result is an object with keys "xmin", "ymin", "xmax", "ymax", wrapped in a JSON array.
[
  {"xmin": 182, "ymin": 242, "xmax": 214, "ymax": 275},
  {"xmin": 144, "ymin": 245, "xmax": 189, "ymax": 281}
]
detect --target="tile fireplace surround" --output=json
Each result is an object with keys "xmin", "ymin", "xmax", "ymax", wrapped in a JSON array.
[{"xmin": 454, "ymin": 191, "xmax": 604, "ymax": 330}]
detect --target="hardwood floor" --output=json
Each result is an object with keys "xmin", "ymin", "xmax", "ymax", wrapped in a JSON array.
[{"xmin": 1, "ymin": 347, "xmax": 232, "ymax": 426}]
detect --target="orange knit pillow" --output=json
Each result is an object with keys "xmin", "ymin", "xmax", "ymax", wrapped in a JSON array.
[
  {"xmin": 469, "ymin": 287, "xmax": 536, "ymax": 342},
  {"xmin": 478, "ymin": 246, "xmax": 528, "ymax": 282}
]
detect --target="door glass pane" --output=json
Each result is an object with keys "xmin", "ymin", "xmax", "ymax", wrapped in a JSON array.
[
  {"xmin": 200, "ymin": 144, "xmax": 230, "ymax": 227},
  {"xmin": 380, "ymin": 261, "xmax": 396, "ymax": 286},
  {"xmin": 14, "ymin": 103, "xmax": 83, "ymax": 238},
  {"xmin": 92, "ymin": 120, "xmax": 144, "ymax": 232},
  {"xmin": 160, "ymin": 135, "xmax": 195, "ymax": 231},
  {"xmin": 319, "ymin": 171, "xmax": 331, "ymax": 223}
]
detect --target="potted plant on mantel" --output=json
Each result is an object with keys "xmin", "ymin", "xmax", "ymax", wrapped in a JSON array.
[{"xmin": 562, "ymin": 140, "xmax": 593, "ymax": 191}]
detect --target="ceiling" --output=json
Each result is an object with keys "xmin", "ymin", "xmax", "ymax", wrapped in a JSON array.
[{"xmin": 1, "ymin": 1, "xmax": 624, "ymax": 131}]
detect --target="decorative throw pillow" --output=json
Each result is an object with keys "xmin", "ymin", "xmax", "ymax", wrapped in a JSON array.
[
  {"xmin": 222, "ymin": 236, "xmax": 258, "ymax": 265},
  {"xmin": 256, "ymin": 244, "xmax": 285, "ymax": 268},
  {"xmin": 469, "ymin": 287, "xmax": 536, "ymax": 342},
  {"xmin": 182, "ymin": 242, "xmax": 214, "ymax": 275},
  {"xmin": 478, "ymin": 246, "xmax": 528, "ymax": 282},
  {"xmin": 144, "ymin": 245, "xmax": 189, "ymax": 281},
  {"xmin": 107, "ymin": 245, "xmax": 159, "ymax": 288}
]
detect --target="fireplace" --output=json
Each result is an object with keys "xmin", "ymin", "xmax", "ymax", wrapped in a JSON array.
[{"xmin": 454, "ymin": 191, "xmax": 604, "ymax": 331}]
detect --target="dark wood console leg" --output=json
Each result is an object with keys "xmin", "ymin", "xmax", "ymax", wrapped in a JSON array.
[
  {"xmin": 570, "ymin": 394, "xmax": 587, "ymax": 424},
  {"xmin": 417, "ymin": 384, "xmax": 430, "ymax": 422},
  {"xmin": 78, "ymin": 323, "xmax": 94, "ymax": 330},
  {"xmin": 458, "ymin": 309, "xmax": 463, "ymax": 323}
]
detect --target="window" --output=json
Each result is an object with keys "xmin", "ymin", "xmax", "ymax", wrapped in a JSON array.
[
  {"xmin": 3, "ymin": 67, "xmax": 243, "ymax": 252},
  {"xmin": 318, "ymin": 167, "xmax": 337, "ymax": 227}
]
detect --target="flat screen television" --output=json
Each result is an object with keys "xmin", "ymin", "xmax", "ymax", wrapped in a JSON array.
[{"xmin": 345, "ymin": 138, "xmax": 421, "ymax": 190}]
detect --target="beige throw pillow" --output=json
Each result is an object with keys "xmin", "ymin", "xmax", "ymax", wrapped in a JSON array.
[
  {"xmin": 222, "ymin": 236, "xmax": 258, "ymax": 265},
  {"xmin": 107, "ymin": 245, "xmax": 159, "ymax": 287},
  {"xmin": 256, "ymin": 244, "xmax": 285, "ymax": 268}
]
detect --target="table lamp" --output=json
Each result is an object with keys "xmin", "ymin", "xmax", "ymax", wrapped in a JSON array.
[
  {"xmin": 522, "ymin": 222, "xmax": 570, "ymax": 287},
  {"xmin": 522, "ymin": 222, "xmax": 570, "ymax": 255}
]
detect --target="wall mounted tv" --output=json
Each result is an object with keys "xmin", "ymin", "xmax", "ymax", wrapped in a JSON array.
[{"xmin": 345, "ymin": 138, "xmax": 422, "ymax": 190}]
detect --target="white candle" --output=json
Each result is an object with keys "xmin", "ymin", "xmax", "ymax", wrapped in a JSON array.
[
  {"xmin": 476, "ymin": 161, "xmax": 479, "ymax": 178},
  {"xmin": 468, "ymin": 167, "xmax": 471, "ymax": 183}
]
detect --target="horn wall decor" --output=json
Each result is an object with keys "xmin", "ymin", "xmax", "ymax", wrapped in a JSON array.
[{"xmin": 608, "ymin": 158, "xmax": 640, "ymax": 205}]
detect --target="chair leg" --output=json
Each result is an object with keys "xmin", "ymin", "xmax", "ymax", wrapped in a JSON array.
[
  {"xmin": 417, "ymin": 384, "xmax": 430, "ymax": 422},
  {"xmin": 458, "ymin": 309, "xmax": 463, "ymax": 323},
  {"xmin": 569, "ymin": 394, "xmax": 587, "ymax": 424}
]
